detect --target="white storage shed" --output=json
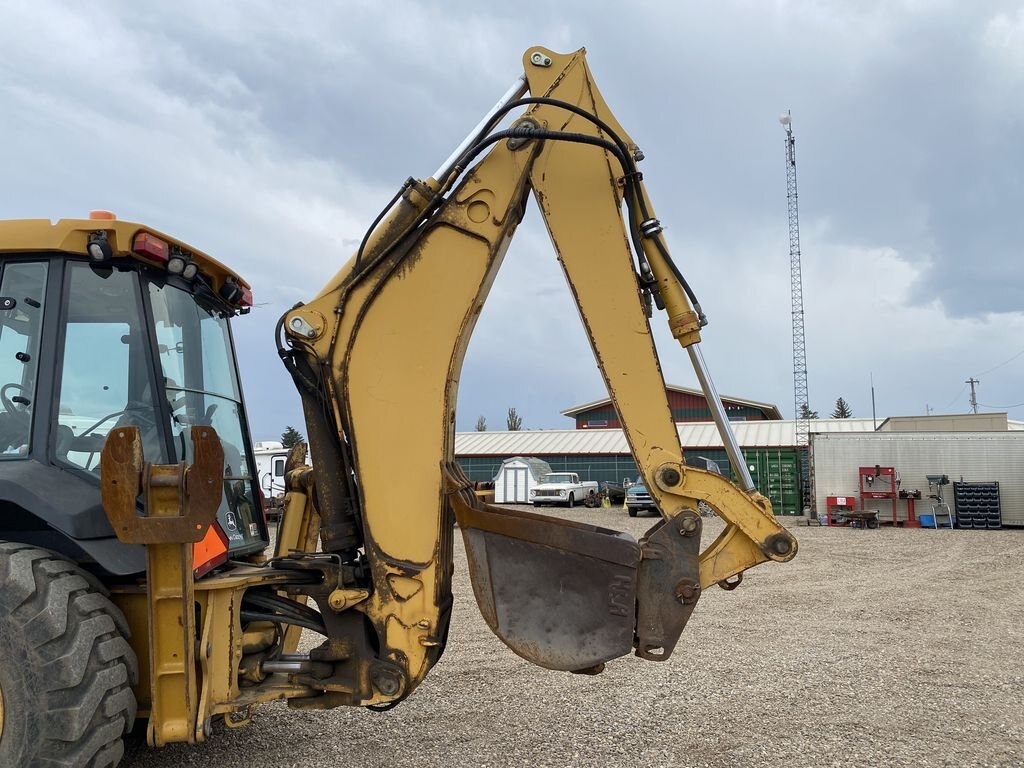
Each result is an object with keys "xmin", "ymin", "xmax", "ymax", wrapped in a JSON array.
[{"xmin": 492, "ymin": 456, "xmax": 553, "ymax": 504}]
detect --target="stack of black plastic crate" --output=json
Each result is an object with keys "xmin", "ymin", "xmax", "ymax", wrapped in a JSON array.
[{"xmin": 952, "ymin": 481, "xmax": 1001, "ymax": 529}]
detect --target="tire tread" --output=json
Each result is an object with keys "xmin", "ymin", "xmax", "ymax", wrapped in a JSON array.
[{"xmin": 0, "ymin": 543, "xmax": 137, "ymax": 768}]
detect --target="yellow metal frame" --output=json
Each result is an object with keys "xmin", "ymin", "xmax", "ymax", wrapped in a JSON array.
[
  {"xmin": 282, "ymin": 45, "xmax": 796, "ymax": 705},
  {"xmin": 109, "ymin": 465, "xmax": 326, "ymax": 740},
  {"xmin": 104, "ymin": 429, "xmax": 328, "ymax": 743}
]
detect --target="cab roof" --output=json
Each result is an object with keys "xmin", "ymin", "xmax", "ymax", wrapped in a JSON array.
[{"xmin": 0, "ymin": 216, "xmax": 251, "ymax": 309}]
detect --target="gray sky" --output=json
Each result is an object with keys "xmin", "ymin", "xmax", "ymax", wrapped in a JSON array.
[{"xmin": 4, "ymin": 1, "xmax": 1024, "ymax": 439}]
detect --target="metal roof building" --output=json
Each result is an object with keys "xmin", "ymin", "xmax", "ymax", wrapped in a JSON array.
[
  {"xmin": 454, "ymin": 418, "xmax": 878, "ymax": 456},
  {"xmin": 454, "ymin": 419, "xmax": 879, "ymax": 516},
  {"xmin": 455, "ymin": 416, "xmax": 1024, "ymax": 520},
  {"xmin": 561, "ymin": 383, "xmax": 784, "ymax": 429}
]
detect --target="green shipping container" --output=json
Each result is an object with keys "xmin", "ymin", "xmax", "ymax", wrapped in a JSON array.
[
  {"xmin": 679, "ymin": 448, "xmax": 801, "ymax": 516},
  {"xmin": 742, "ymin": 448, "xmax": 802, "ymax": 516}
]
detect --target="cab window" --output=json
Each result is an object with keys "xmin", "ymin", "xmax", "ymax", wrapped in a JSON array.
[
  {"xmin": 148, "ymin": 281, "xmax": 262, "ymax": 550},
  {"xmin": 56, "ymin": 263, "xmax": 165, "ymax": 470},
  {"xmin": 0, "ymin": 262, "xmax": 47, "ymax": 458}
]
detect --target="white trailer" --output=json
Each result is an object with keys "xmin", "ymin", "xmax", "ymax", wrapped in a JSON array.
[
  {"xmin": 253, "ymin": 441, "xmax": 293, "ymax": 502},
  {"xmin": 811, "ymin": 431, "xmax": 1024, "ymax": 526}
]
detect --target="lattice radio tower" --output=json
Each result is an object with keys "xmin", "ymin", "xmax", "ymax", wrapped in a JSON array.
[
  {"xmin": 780, "ymin": 111, "xmax": 812, "ymax": 511},
  {"xmin": 780, "ymin": 111, "xmax": 810, "ymax": 444}
]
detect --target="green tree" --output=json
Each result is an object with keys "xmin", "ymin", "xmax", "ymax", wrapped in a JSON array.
[
  {"xmin": 831, "ymin": 397, "xmax": 853, "ymax": 418},
  {"xmin": 281, "ymin": 425, "xmax": 305, "ymax": 448},
  {"xmin": 475, "ymin": 415, "xmax": 487, "ymax": 432},
  {"xmin": 506, "ymin": 407, "xmax": 523, "ymax": 431},
  {"xmin": 798, "ymin": 403, "xmax": 819, "ymax": 419}
]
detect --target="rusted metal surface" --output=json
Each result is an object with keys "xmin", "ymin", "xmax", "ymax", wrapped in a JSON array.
[
  {"xmin": 101, "ymin": 426, "xmax": 144, "ymax": 535},
  {"xmin": 452, "ymin": 490, "xmax": 640, "ymax": 672},
  {"xmin": 635, "ymin": 511, "xmax": 703, "ymax": 660},
  {"xmin": 101, "ymin": 426, "xmax": 224, "ymax": 544},
  {"xmin": 99, "ymin": 426, "xmax": 228, "ymax": 746},
  {"xmin": 284, "ymin": 441, "xmax": 308, "ymax": 475}
]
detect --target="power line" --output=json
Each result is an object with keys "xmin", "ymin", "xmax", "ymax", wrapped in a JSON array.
[
  {"xmin": 943, "ymin": 383, "xmax": 967, "ymax": 410},
  {"xmin": 979, "ymin": 401, "xmax": 1024, "ymax": 410},
  {"xmin": 978, "ymin": 347, "xmax": 1024, "ymax": 377}
]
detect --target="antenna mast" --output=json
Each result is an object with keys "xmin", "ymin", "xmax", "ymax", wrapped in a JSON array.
[{"xmin": 780, "ymin": 110, "xmax": 812, "ymax": 510}]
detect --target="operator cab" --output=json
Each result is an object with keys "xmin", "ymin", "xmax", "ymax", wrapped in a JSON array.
[{"xmin": 0, "ymin": 214, "xmax": 265, "ymax": 575}]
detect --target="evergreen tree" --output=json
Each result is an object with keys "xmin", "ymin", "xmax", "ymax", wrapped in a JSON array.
[
  {"xmin": 798, "ymin": 403, "xmax": 819, "ymax": 419},
  {"xmin": 475, "ymin": 415, "xmax": 487, "ymax": 432},
  {"xmin": 281, "ymin": 425, "xmax": 305, "ymax": 448},
  {"xmin": 831, "ymin": 397, "xmax": 853, "ymax": 418},
  {"xmin": 506, "ymin": 407, "xmax": 523, "ymax": 431}
]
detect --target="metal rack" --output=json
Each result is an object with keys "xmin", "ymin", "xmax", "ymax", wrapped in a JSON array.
[{"xmin": 953, "ymin": 481, "xmax": 1001, "ymax": 529}]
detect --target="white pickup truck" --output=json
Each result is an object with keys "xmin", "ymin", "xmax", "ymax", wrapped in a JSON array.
[{"xmin": 529, "ymin": 472, "xmax": 599, "ymax": 508}]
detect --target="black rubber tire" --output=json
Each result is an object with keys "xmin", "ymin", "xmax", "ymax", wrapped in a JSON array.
[
  {"xmin": 627, "ymin": 507, "xmax": 638, "ymax": 518},
  {"xmin": 0, "ymin": 542, "xmax": 138, "ymax": 768},
  {"xmin": 567, "ymin": 494, "xmax": 575, "ymax": 508}
]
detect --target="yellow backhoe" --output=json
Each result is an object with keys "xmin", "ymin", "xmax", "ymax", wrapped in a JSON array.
[{"xmin": 0, "ymin": 47, "xmax": 796, "ymax": 767}]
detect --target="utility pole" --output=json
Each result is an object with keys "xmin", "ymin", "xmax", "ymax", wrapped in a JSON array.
[
  {"xmin": 925, "ymin": 404, "xmax": 933, "ymax": 416},
  {"xmin": 779, "ymin": 110, "xmax": 812, "ymax": 512},
  {"xmin": 870, "ymin": 373, "xmax": 877, "ymax": 431},
  {"xmin": 966, "ymin": 378, "xmax": 980, "ymax": 414}
]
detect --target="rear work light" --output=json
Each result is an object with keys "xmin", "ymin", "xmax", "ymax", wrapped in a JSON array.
[
  {"xmin": 167, "ymin": 254, "xmax": 197, "ymax": 278},
  {"xmin": 132, "ymin": 232, "xmax": 170, "ymax": 263},
  {"xmin": 87, "ymin": 232, "xmax": 113, "ymax": 263},
  {"xmin": 219, "ymin": 276, "xmax": 244, "ymax": 305}
]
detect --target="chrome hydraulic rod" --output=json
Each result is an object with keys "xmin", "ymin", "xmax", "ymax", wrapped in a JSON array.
[
  {"xmin": 433, "ymin": 75, "xmax": 529, "ymax": 181},
  {"xmin": 262, "ymin": 659, "xmax": 315, "ymax": 674},
  {"xmin": 688, "ymin": 344, "xmax": 756, "ymax": 493}
]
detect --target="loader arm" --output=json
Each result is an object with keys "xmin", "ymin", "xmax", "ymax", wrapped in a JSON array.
[{"xmin": 279, "ymin": 46, "xmax": 797, "ymax": 707}]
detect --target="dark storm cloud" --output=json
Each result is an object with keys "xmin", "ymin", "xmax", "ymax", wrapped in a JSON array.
[
  {"xmin": 4, "ymin": 1, "xmax": 1024, "ymax": 437},
  {"xmin": 113, "ymin": 2, "xmax": 553, "ymax": 183}
]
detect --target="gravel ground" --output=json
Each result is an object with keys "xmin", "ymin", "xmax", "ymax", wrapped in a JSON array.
[{"xmin": 123, "ymin": 507, "xmax": 1024, "ymax": 768}]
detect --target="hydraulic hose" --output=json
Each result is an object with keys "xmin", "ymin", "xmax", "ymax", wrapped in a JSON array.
[{"xmin": 439, "ymin": 96, "xmax": 706, "ymax": 324}]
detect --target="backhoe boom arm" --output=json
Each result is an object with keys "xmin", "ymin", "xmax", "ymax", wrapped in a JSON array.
[{"xmin": 279, "ymin": 46, "xmax": 797, "ymax": 707}]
